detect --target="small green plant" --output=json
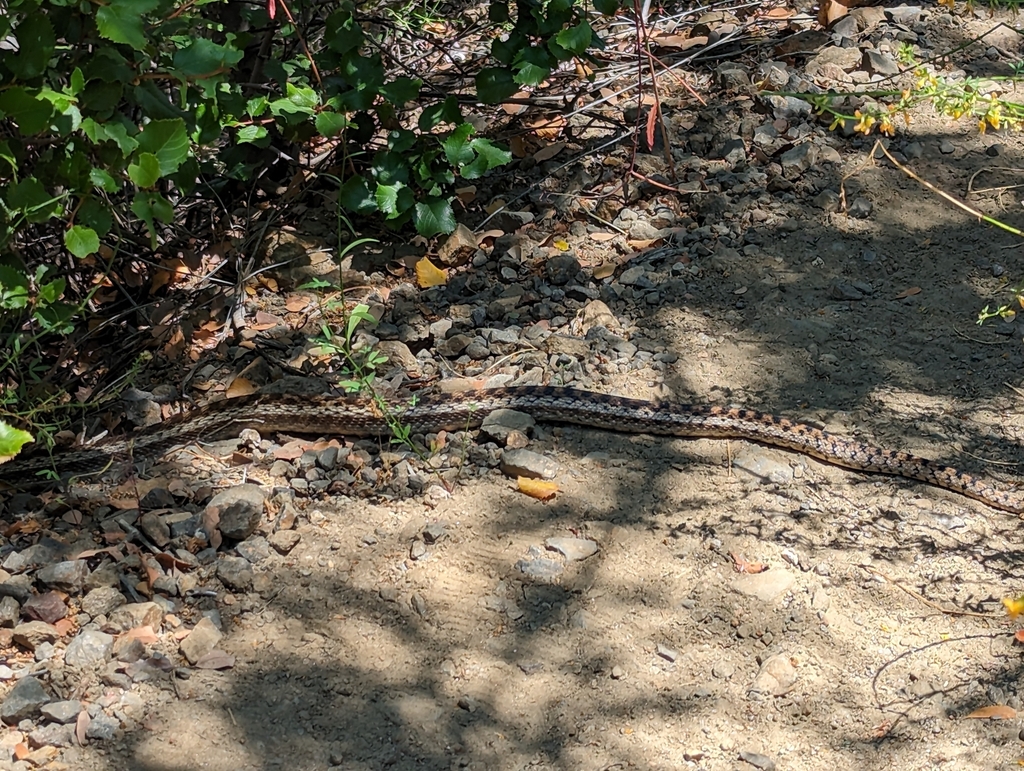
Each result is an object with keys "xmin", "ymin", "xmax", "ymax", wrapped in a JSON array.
[{"xmin": 978, "ymin": 286, "xmax": 1024, "ymax": 325}]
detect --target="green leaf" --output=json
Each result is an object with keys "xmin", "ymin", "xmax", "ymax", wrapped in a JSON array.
[
  {"xmin": 7, "ymin": 178, "xmax": 62, "ymax": 223},
  {"xmin": 441, "ymin": 124, "xmax": 476, "ymax": 167},
  {"xmin": 378, "ymin": 77, "xmax": 421, "ymax": 105},
  {"xmin": 593, "ymin": 0, "xmax": 619, "ymax": 15},
  {"xmin": 95, "ymin": 0, "xmax": 160, "ymax": 51},
  {"xmin": 70, "ymin": 68, "xmax": 85, "ymax": 96},
  {"xmin": 339, "ymin": 176, "xmax": 377, "ymax": 215},
  {"xmin": 65, "ymin": 226, "xmax": 99, "ymax": 258},
  {"xmin": 0, "ymin": 88, "xmax": 54, "ymax": 136},
  {"xmin": 372, "ymin": 152, "xmax": 410, "ymax": 186},
  {"xmin": 133, "ymin": 81, "xmax": 190, "ymax": 121},
  {"xmin": 0, "ymin": 141, "xmax": 16, "ymax": 176},
  {"xmin": 475, "ymin": 68, "xmax": 518, "ymax": 105},
  {"xmin": 100, "ymin": 120, "xmax": 138, "ymax": 156},
  {"xmin": 128, "ymin": 153, "xmax": 161, "ymax": 188},
  {"xmin": 0, "ymin": 265, "xmax": 30, "ymax": 310},
  {"xmin": 465, "ymin": 138, "xmax": 511, "ymax": 177},
  {"xmin": 246, "ymin": 96, "xmax": 270, "ymax": 118},
  {"xmin": 173, "ymin": 38, "xmax": 244, "ymax": 77},
  {"xmin": 270, "ymin": 83, "xmax": 319, "ymax": 118},
  {"xmin": 0, "ymin": 421, "xmax": 34, "ymax": 461},
  {"xmin": 131, "ymin": 191, "xmax": 173, "ymax": 245},
  {"xmin": 387, "ymin": 129, "xmax": 416, "ymax": 154},
  {"xmin": 326, "ymin": 9, "xmax": 365, "ymax": 54},
  {"xmin": 137, "ymin": 119, "xmax": 188, "ymax": 175},
  {"xmin": 8, "ymin": 15, "xmax": 56, "ymax": 80},
  {"xmin": 375, "ymin": 183, "xmax": 403, "ymax": 217},
  {"xmin": 488, "ymin": 2, "xmax": 510, "ymax": 23},
  {"xmin": 37, "ymin": 277, "xmax": 66, "ymax": 304},
  {"xmin": 418, "ymin": 96, "xmax": 463, "ymax": 131},
  {"xmin": 89, "ymin": 168, "xmax": 119, "ymax": 193},
  {"xmin": 33, "ymin": 302, "xmax": 75, "ymax": 335},
  {"xmin": 78, "ymin": 197, "xmax": 113, "ymax": 235},
  {"xmin": 314, "ymin": 111, "xmax": 348, "ymax": 138},
  {"xmin": 236, "ymin": 125, "xmax": 269, "ymax": 144},
  {"xmin": 555, "ymin": 21, "xmax": 593, "ymax": 55},
  {"xmin": 414, "ymin": 198, "xmax": 457, "ymax": 237}
]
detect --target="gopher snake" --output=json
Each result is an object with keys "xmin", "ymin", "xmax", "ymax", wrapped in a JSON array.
[{"xmin": 1, "ymin": 386, "xmax": 1020, "ymax": 513}]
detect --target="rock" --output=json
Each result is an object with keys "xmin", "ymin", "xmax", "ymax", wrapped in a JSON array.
[
  {"xmin": 863, "ymin": 50, "xmax": 900, "ymax": 76},
  {"xmin": 21, "ymin": 592, "xmax": 66, "ymax": 625},
  {"xmin": 500, "ymin": 449, "xmax": 560, "ymax": 480},
  {"xmin": 40, "ymin": 700, "xmax": 82, "ymax": 724},
  {"xmin": 81, "ymin": 587, "xmax": 125, "ymax": 617},
  {"xmin": 2, "ymin": 539, "xmax": 70, "ymax": 573},
  {"xmin": 0, "ymin": 596, "xmax": 19, "ymax": 628},
  {"xmin": 268, "ymin": 530, "xmax": 301, "ymax": 555},
  {"xmin": 732, "ymin": 570, "xmax": 795, "ymax": 603},
  {"xmin": 235, "ymin": 537, "xmax": 271, "ymax": 564},
  {"xmin": 107, "ymin": 602, "xmax": 163, "ymax": 633},
  {"xmin": 12, "ymin": 621, "xmax": 58, "ymax": 651},
  {"xmin": 35, "ymin": 560, "xmax": 89, "ymax": 593},
  {"xmin": 738, "ymin": 750, "xmax": 776, "ymax": 771},
  {"xmin": 206, "ymin": 484, "xmax": 267, "ymax": 541},
  {"xmin": 64, "ymin": 629, "xmax": 114, "ymax": 669},
  {"xmin": 545, "ymin": 537, "xmax": 598, "ymax": 562},
  {"xmin": 848, "ymin": 197, "xmax": 873, "ymax": 219},
  {"xmin": 750, "ymin": 653, "xmax": 798, "ymax": 697},
  {"xmin": 138, "ymin": 512, "xmax": 171, "ymax": 547},
  {"xmin": 656, "ymin": 644, "xmax": 678, "ymax": 662},
  {"xmin": 480, "ymin": 409, "xmax": 536, "ymax": 443},
  {"xmin": 180, "ymin": 617, "xmax": 223, "ymax": 665},
  {"xmin": 376, "ymin": 341, "xmax": 420, "ymax": 374},
  {"xmin": 545, "ymin": 254, "xmax": 581, "ymax": 286},
  {"xmin": 217, "ymin": 555, "xmax": 253, "ymax": 591},
  {"xmin": 28, "ymin": 722, "xmax": 74, "ymax": 748},
  {"xmin": 516, "ymin": 556, "xmax": 563, "ymax": 581},
  {"xmin": 0, "ymin": 578, "xmax": 31, "ymax": 604},
  {"xmin": 85, "ymin": 713, "xmax": 120, "ymax": 741},
  {"xmin": 779, "ymin": 143, "xmax": 817, "ymax": 178},
  {"xmin": 0, "ymin": 678, "xmax": 49, "ymax": 724}
]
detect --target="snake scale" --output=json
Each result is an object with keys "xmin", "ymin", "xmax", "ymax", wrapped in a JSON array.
[{"xmin": 0, "ymin": 385, "xmax": 1020, "ymax": 514}]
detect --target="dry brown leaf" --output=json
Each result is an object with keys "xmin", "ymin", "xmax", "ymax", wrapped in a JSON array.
[
  {"xmin": 226, "ymin": 377, "xmax": 256, "ymax": 398},
  {"xmin": 894, "ymin": 286, "xmax": 922, "ymax": 299},
  {"xmin": 590, "ymin": 232, "xmax": 617, "ymax": 242},
  {"xmin": 965, "ymin": 705, "xmax": 1016, "ymax": 720},
  {"xmin": 626, "ymin": 238, "xmax": 658, "ymax": 250},
  {"xmin": 123, "ymin": 625, "xmax": 159, "ymax": 644},
  {"xmin": 533, "ymin": 141, "xmax": 566, "ymax": 162},
  {"xmin": 415, "ymin": 258, "xmax": 447, "ymax": 288},
  {"xmin": 284, "ymin": 294, "xmax": 310, "ymax": 312},
  {"xmin": 518, "ymin": 477, "xmax": 559, "ymax": 500},
  {"xmin": 76, "ymin": 710, "xmax": 90, "ymax": 746},
  {"xmin": 509, "ymin": 136, "xmax": 529, "ymax": 158},
  {"xmin": 649, "ymin": 34, "xmax": 708, "ymax": 50},
  {"xmin": 593, "ymin": 262, "xmax": 617, "ymax": 279},
  {"xmin": 455, "ymin": 185, "xmax": 477, "ymax": 205},
  {"xmin": 1015, "ymin": 630, "xmax": 1024, "ymax": 643}
]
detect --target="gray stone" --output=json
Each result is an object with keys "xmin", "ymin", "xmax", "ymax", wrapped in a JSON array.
[
  {"xmin": 180, "ymin": 617, "xmax": 223, "ymax": 664},
  {"xmin": 500, "ymin": 449, "xmax": 560, "ymax": 480},
  {"xmin": 35, "ymin": 560, "xmax": 89, "ymax": 593},
  {"xmin": 545, "ymin": 254, "xmax": 581, "ymax": 286},
  {"xmin": 738, "ymin": 750, "xmax": 776, "ymax": 771},
  {"xmin": 107, "ymin": 602, "xmax": 162, "ymax": 632},
  {"xmin": 545, "ymin": 537, "xmax": 598, "ymax": 562},
  {"xmin": 516, "ymin": 558, "xmax": 563, "ymax": 581},
  {"xmin": 235, "ymin": 537, "xmax": 270, "ymax": 564},
  {"xmin": 268, "ymin": 530, "xmax": 301, "ymax": 555},
  {"xmin": 81, "ymin": 587, "xmax": 125, "ymax": 617},
  {"xmin": 12, "ymin": 621, "xmax": 58, "ymax": 651},
  {"xmin": 2, "ymin": 539, "xmax": 70, "ymax": 573},
  {"xmin": 22, "ymin": 592, "xmax": 66, "ymax": 624},
  {"xmin": 656, "ymin": 644, "xmax": 678, "ymax": 662},
  {"xmin": 0, "ymin": 678, "xmax": 49, "ymax": 724},
  {"xmin": 138, "ymin": 512, "xmax": 171, "ymax": 547},
  {"xmin": 217, "ymin": 555, "xmax": 253, "ymax": 591},
  {"xmin": 779, "ymin": 143, "xmax": 817, "ymax": 178},
  {"xmin": 0, "ymin": 596, "xmax": 19, "ymax": 628},
  {"xmin": 863, "ymin": 50, "xmax": 900, "ymax": 77},
  {"xmin": 85, "ymin": 713, "xmax": 120, "ymax": 741},
  {"xmin": 733, "ymin": 569, "xmax": 795, "ymax": 603},
  {"xmin": 206, "ymin": 484, "xmax": 267, "ymax": 541},
  {"xmin": 64, "ymin": 629, "xmax": 113, "ymax": 669},
  {"xmin": 847, "ymin": 197, "xmax": 873, "ymax": 219},
  {"xmin": 480, "ymin": 409, "xmax": 536, "ymax": 443},
  {"xmin": 40, "ymin": 700, "xmax": 82, "ymax": 724},
  {"xmin": 28, "ymin": 722, "xmax": 74, "ymax": 748}
]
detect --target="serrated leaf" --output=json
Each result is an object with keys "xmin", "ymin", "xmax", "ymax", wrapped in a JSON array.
[
  {"xmin": 102, "ymin": 120, "xmax": 139, "ymax": 156},
  {"xmin": 413, "ymin": 198, "xmax": 456, "ymax": 237},
  {"xmin": 0, "ymin": 422, "xmax": 34, "ymax": 463},
  {"xmin": 172, "ymin": 38, "xmax": 244, "ymax": 77},
  {"xmin": 418, "ymin": 96, "xmax": 463, "ymax": 131},
  {"xmin": 70, "ymin": 68, "xmax": 85, "ymax": 96},
  {"xmin": 0, "ymin": 265, "xmax": 30, "ymax": 310},
  {"xmin": 37, "ymin": 277, "xmax": 65, "ymax": 305},
  {"xmin": 128, "ymin": 153, "xmax": 161, "ymax": 188},
  {"xmin": 314, "ymin": 111, "xmax": 348, "ymax": 138},
  {"xmin": 137, "ymin": 119, "xmax": 188, "ymax": 176},
  {"xmin": 89, "ymin": 168, "xmax": 118, "ymax": 193},
  {"xmin": 415, "ymin": 257, "xmax": 447, "ymax": 288},
  {"xmin": 441, "ymin": 124, "xmax": 475, "ymax": 167},
  {"xmin": 476, "ymin": 67, "xmax": 518, "ymax": 105},
  {"xmin": 78, "ymin": 197, "xmax": 113, "ymax": 235},
  {"xmin": 379, "ymin": 77, "xmax": 421, "ymax": 105},
  {"xmin": 8, "ymin": 15, "xmax": 55, "ymax": 80},
  {"xmin": 555, "ymin": 21, "xmax": 593, "ymax": 55},
  {"xmin": 236, "ymin": 124, "xmax": 268, "ymax": 144},
  {"xmin": 0, "ymin": 88, "xmax": 54, "ymax": 136},
  {"xmin": 65, "ymin": 226, "xmax": 99, "ymax": 258},
  {"xmin": 339, "ymin": 176, "xmax": 377, "ymax": 214},
  {"xmin": 514, "ymin": 61, "xmax": 550, "ymax": 87},
  {"xmin": 375, "ymin": 182, "xmax": 405, "ymax": 217},
  {"xmin": 6, "ymin": 178, "xmax": 61, "ymax": 223},
  {"xmin": 95, "ymin": 0, "xmax": 160, "ymax": 51}
]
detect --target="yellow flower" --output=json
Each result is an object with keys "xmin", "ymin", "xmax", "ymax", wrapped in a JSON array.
[{"xmin": 1004, "ymin": 595, "xmax": 1024, "ymax": 619}]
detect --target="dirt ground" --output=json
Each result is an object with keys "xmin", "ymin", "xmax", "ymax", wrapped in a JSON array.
[{"xmin": 19, "ymin": 8, "xmax": 1024, "ymax": 771}]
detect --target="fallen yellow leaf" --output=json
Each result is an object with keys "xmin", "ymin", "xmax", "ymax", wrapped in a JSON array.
[
  {"xmin": 965, "ymin": 705, "xmax": 1016, "ymax": 720},
  {"xmin": 415, "ymin": 258, "xmax": 447, "ymax": 288},
  {"xmin": 518, "ymin": 477, "xmax": 558, "ymax": 500}
]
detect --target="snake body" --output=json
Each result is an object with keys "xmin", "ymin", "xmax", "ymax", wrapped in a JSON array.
[{"xmin": 1, "ymin": 386, "xmax": 1020, "ymax": 514}]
